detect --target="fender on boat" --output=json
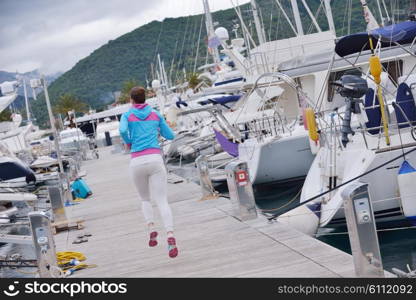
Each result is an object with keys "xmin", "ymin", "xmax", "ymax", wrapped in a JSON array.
[
  {"xmin": 398, "ymin": 160, "xmax": 416, "ymax": 225},
  {"xmin": 305, "ymin": 108, "xmax": 319, "ymax": 142}
]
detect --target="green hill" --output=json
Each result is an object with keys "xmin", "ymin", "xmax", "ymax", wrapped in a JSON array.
[{"xmin": 32, "ymin": 0, "xmax": 410, "ymax": 127}]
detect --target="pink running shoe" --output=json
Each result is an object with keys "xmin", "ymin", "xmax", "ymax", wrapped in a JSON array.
[
  {"xmin": 167, "ymin": 237, "xmax": 178, "ymax": 258},
  {"xmin": 149, "ymin": 231, "xmax": 158, "ymax": 247}
]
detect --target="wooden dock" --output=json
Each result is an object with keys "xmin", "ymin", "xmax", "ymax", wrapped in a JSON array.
[{"xmin": 54, "ymin": 147, "xmax": 360, "ymax": 277}]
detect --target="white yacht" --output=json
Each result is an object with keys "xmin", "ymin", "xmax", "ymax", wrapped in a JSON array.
[{"xmin": 278, "ymin": 20, "xmax": 416, "ymax": 235}]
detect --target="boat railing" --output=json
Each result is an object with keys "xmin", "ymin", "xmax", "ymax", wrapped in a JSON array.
[
  {"xmin": 318, "ymin": 100, "xmax": 416, "ymax": 147},
  {"xmin": 244, "ymin": 52, "xmax": 270, "ymax": 76},
  {"xmin": 236, "ymin": 114, "xmax": 296, "ymax": 142}
]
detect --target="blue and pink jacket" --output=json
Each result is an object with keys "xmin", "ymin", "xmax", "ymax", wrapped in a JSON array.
[{"xmin": 119, "ymin": 104, "xmax": 175, "ymax": 158}]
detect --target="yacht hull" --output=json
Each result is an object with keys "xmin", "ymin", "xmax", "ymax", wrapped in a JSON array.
[{"xmin": 239, "ymin": 133, "xmax": 315, "ymax": 184}]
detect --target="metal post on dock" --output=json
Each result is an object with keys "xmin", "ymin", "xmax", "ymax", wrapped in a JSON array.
[
  {"xmin": 59, "ymin": 172, "xmax": 74, "ymax": 204},
  {"xmin": 28, "ymin": 211, "xmax": 59, "ymax": 278},
  {"xmin": 341, "ymin": 182, "xmax": 384, "ymax": 277},
  {"xmin": 225, "ymin": 161, "xmax": 257, "ymax": 221},
  {"xmin": 48, "ymin": 186, "xmax": 68, "ymax": 223},
  {"xmin": 195, "ymin": 155, "xmax": 219, "ymax": 200}
]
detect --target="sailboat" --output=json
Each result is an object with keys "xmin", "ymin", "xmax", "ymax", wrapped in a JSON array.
[
  {"xmin": 278, "ymin": 12, "xmax": 416, "ymax": 235},
  {"xmin": 208, "ymin": 0, "xmax": 336, "ymax": 184}
]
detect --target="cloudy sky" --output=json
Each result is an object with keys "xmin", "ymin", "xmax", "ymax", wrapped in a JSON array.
[{"xmin": 0, "ymin": 0, "xmax": 249, "ymax": 74}]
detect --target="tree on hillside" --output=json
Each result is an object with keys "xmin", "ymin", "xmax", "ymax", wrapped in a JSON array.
[
  {"xmin": 0, "ymin": 109, "xmax": 12, "ymax": 122},
  {"xmin": 53, "ymin": 93, "xmax": 88, "ymax": 115},
  {"xmin": 187, "ymin": 72, "xmax": 201, "ymax": 90},
  {"xmin": 117, "ymin": 79, "xmax": 139, "ymax": 104},
  {"xmin": 187, "ymin": 72, "xmax": 211, "ymax": 91},
  {"xmin": 53, "ymin": 93, "xmax": 88, "ymax": 128}
]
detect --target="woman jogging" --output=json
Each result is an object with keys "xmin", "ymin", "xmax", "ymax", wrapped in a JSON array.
[{"xmin": 119, "ymin": 86, "xmax": 177, "ymax": 258}]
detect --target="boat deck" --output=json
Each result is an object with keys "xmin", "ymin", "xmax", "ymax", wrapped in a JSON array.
[{"xmin": 55, "ymin": 147, "xmax": 359, "ymax": 277}]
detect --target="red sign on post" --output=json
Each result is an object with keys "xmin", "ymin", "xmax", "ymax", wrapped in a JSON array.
[{"xmin": 236, "ymin": 170, "xmax": 248, "ymax": 186}]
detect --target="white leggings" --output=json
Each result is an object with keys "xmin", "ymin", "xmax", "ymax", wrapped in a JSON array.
[{"xmin": 129, "ymin": 154, "xmax": 173, "ymax": 232}]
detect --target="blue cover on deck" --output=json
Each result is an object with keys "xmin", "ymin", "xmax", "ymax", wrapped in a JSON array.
[
  {"xmin": 175, "ymin": 99, "xmax": 188, "ymax": 108},
  {"xmin": 335, "ymin": 21, "xmax": 416, "ymax": 57},
  {"xmin": 199, "ymin": 95, "xmax": 242, "ymax": 106},
  {"xmin": 364, "ymin": 88, "xmax": 382, "ymax": 135},
  {"xmin": 394, "ymin": 83, "xmax": 416, "ymax": 128}
]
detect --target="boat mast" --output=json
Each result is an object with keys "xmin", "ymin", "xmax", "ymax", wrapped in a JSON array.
[
  {"xmin": 323, "ymin": 0, "xmax": 336, "ymax": 35},
  {"xmin": 290, "ymin": 0, "xmax": 304, "ymax": 36},
  {"xmin": 202, "ymin": 0, "xmax": 220, "ymax": 64},
  {"xmin": 157, "ymin": 54, "xmax": 164, "ymax": 87},
  {"xmin": 250, "ymin": 0, "xmax": 267, "ymax": 44},
  {"xmin": 360, "ymin": 0, "xmax": 379, "ymax": 30},
  {"xmin": 22, "ymin": 78, "xmax": 31, "ymax": 124}
]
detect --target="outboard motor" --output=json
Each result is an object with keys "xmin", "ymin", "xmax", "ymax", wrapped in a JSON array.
[{"xmin": 332, "ymin": 74, "xmax": 368, "ymax": 147}]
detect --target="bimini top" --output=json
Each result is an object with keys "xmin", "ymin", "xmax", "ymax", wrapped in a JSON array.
[
  {"xmin": 198, "ymin": 95, "xmax": 242, "ymax": 106},
  {"xmin": 335, "ymin": 21, "xmax": 416, "ymax": 57}
]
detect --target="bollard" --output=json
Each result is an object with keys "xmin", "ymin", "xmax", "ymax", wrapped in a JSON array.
[
  {"xmin": 225, "ymin": 160, "xmax": 257, "ymax": 221},
  {"xmin": 341, "ymin": 182, "xmax": 384, "ymax": 277},
  {"xmin": 59, "ymin": 172, "xmax": 74, "ymax": 204},
  {"xmin": 195, "ymin": 155, "xmax": 218, "ymax": 200},
  {"xmin": 48, "ymin": 186, "xmax": 68, "ymax": 223},
  {"xmin": 28, "ymin": 211, "xmax": 59, "ymax": 278},
  {"xmin": 104, "ymin": 131, "xmax": 112, "ymax": 146}
]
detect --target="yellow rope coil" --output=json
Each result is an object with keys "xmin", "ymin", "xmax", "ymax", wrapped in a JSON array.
[
  {"xmin": 56, "ymin": 251, "xmax": 86, "ymax": 265},
  {"xmin": 56, "ymin": 251, "xmax": 96, "ymax": 273}
]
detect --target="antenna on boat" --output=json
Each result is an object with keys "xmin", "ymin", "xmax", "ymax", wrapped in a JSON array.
[
  {"xmin": 230, "ymin": 0, "xmax": 257, "ymax": 49},
  {"xmin": 250, "ymin": 0, "xmax": 267, "ymax": 44}
]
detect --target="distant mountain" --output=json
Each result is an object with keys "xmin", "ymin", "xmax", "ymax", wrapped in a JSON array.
[
  {"xmin": 0, "ymin": 70, "xmax": 62, "ymax": 97},
  {"xmin": 29, "ymin": 0, "xmax": 410, "ymax": 128}
]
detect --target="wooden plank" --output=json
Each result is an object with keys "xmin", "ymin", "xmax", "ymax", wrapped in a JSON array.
[
  {"xmin": 0, "ymin": 234, "xmax": 33, "ymax": 245},
  {"xmin": 54, "ymin": 146, "xmax": 358, "ymax": 278}
]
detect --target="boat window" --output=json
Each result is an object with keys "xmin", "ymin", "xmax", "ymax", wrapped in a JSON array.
[{"xmin": 382, "ymin": 59, "xmax": 403, "ymax": 86}]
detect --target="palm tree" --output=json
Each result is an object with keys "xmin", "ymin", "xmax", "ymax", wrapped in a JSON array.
[
  {"xmin": 0, "ymin": 109, "xmax": 11, "ymax": 122},
  {"xmin": 53, "ymin": 93, "xmax": 88, "ymax": 115}
]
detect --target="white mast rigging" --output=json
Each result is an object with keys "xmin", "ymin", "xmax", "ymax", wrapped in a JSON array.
[
  {"xmin": 250, "ymin": 0, "xmax": 267, "ymax": 44},
  {"xmin": 202, "ymin": 0, "xmax": 220, "ymax": 64},
  {"xmin": 290, "ymin": 0, "xmax": 304, "ymax": 36}
]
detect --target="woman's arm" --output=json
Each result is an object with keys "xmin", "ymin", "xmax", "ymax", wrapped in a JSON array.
[
  {"xmin": 119, "ymin": 113, "xmax": 132, "ymax": 145},
  {"xmin": 157, "ymin": 112, "xmax": 175, "ymax": 140}
]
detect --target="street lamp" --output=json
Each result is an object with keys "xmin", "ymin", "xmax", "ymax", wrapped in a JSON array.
[{"xmin": 30, "ymin": 75, "xmax": 64, "ymax": 174}]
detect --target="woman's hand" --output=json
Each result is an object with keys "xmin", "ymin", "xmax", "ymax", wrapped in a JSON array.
[{"xmin": 125, "ymin": 144, "xmax": 131, "ymax": 151}]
